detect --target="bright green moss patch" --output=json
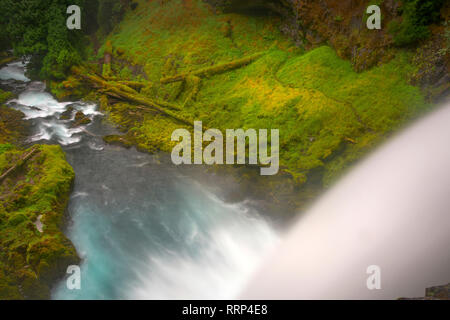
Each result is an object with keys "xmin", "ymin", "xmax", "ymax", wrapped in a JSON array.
[
  {"xmin": 0, "ymin": 144, "xmax": 13, "ymax": 155},
  {"xmin": 0, "ymin": 89, "xmax": 14, "ymax": 105},
  {"xmin": 90, "ymin": 0, "xmax": 428, "ymax": 189},
  {"xmin": 0, "ymin": 144, "xmax": 78, "ymax": 299}
]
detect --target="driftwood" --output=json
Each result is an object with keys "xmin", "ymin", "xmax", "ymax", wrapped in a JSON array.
[
  {"xmin": 72, "ymin": 67, "xmax": 192, "ymax": 126},
  {"xmin": 160, "ymin": 52, "xmax": 265, "ymax": 84},
  {"xmin": 0, "ymin": 146, "xmax": 39, "ymax": 183},
  {"xmin": 182, "ymin": 75, "xmax": 201, "ymax": 108},
  {"xmin": 73, "ymin": 51, "xmax": 264, "ymax": 127}
]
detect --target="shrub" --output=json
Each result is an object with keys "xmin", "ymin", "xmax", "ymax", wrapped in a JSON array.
[{"xmin": 389, "ymin": 0, "xmax": 445, "ymax": 46}]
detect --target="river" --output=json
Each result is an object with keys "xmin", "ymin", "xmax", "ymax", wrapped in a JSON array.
[{"xmin": 0, "ymin": 60, "xmax": 280, "ymax": 300}]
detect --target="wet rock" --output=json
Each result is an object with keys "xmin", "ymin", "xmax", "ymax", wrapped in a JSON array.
[
  {"xmin": 73, "ymin": 111, "xmax": 92, "ymax": 126},
  {"xmin": 399, "ymin": 283, "xmax": 450, "ymax": 300},
  {"xmin": 426, "ymin": 283, "xmax": 450, "ymax": 299},
  {"xmin": 103, "ymin": 134, "xmax": 133, "ymax": 148},
  {"xmin": 0, "ymin": 104, "xmax": 30, "ymax": 145},
  {"xmin": 77, "ymin": 117, "xmax": 92, "ymax": 126},
  {"xmin": 59, "ymin": 106, "xmax": 74, "ymax": 120},
  {"xmin": 74, "ymin": 111, "xmax": 86, "ymax": 122}
]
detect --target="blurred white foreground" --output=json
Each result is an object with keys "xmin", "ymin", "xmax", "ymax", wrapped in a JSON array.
[{"xmin": 242, "ymin": 100, "xmax": 450, "ymax": 299}]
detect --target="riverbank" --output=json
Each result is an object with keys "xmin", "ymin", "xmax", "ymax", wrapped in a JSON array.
[{"xmin": 0, "ymin": 79, "xmax": 78, "ymax": 299}]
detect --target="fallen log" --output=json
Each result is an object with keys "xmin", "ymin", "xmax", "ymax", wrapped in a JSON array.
[
  {"xmin": 0, "ymin": 146, "xmax": 39, "ymax": 183},
  {"xmin": 72, "ymin": 66, "xmax": 191, "ymax": 126},
  {"xmin": 182, "ymin": 75, "xmax": 201, "ymax": 108},
  {"xmin": 118, "ymin": 81, "xmax": 147, "ymax": 89},
  {"xmin": 102, "ymin": 86, "xmax": 192, "ymax": 126},
  {"xmin": 160, "ymin": 51, "xmax": 265, "ymax": 84}
]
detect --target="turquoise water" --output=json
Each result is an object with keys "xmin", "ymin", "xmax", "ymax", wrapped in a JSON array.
[{"xmin": 53, "ymin": 143, "xmax": 278, "ymax": 300}]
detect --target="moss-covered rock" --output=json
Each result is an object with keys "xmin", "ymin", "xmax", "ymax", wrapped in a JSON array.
[
  {"xmin": 0, "ymin": 144, "xmax": 78, "ymax": 300},
  {"xmin": 0, "ymin": 89, "xmax": 14, "ymax": 105},
  {"xmin": 399, "ymin": 283, "xmax": 450, "ymax": 300},
  {"xmin": 73, "ymin": 111, "xmax": 91, "ymax": 126},
  {"xmin": 103, "ymin": 134, "xmax": 134, "ymax": 149},
  {"xmin": 0, "ymin": 92, "xmax": 28, "ymax": 146},
  {"xmin": 59, "ymin": 106, "xmax": 74, "ymax": 120}
]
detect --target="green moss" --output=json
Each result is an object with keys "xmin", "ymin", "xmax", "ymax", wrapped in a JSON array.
[
  {"xmin": 85, "ymin": 0, "xmax": 428, "ymax": 189},
  {"xmin": 0, "ymin": 102, "xmax": 28, "ymax": 145},
  {"xmin": 0, "ymin": 89, "xmax": 14, "ymax": 105},
  {"xmin": 0, "ymin": 144, "xmax": 78, "ymax": 300},
  {"xmin": 0, "ymin": 144, "xmax": 13, "ymax": 155},
  {"xmin": 103, "ymin": 134, "xmax": 134, "ymax": 148}
]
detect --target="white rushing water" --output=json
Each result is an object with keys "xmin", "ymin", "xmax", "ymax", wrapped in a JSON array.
[
  {"xmin": 0, "ymin": 61, "xmax": 30, "ymax": 82},
  {"xmin": 2, "ymin": 80, "xmax": 100, "ymax": 146},
  {"xmin": 127, "ymin": 191, "xmax": 278, "ymax": 300},
  {"xmin": 49, "ymin": 152, "xmax": 279, "ymax": 300},
  {"xmin": 243, "ymin": 100, "xmax": 450, "ymax": 299}
]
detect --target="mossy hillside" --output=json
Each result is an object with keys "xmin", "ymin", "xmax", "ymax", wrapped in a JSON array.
[
  {"xmin": 0, "ymin": 144, "xmax": 78, "ymax": 299},
  {"xmin": 98, "ymin": 0, "xmax": 293, "ymax": 80},
  {"xmin": 87, "ymin": 0, "xmax": 427, "ymax": 188}
]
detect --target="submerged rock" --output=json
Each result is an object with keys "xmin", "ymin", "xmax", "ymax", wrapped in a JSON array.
[
  {"xmin": 59, "ymin": 105, "xmax": 74, "ymax": 120},
  {"xmin": 73, "ymin": 111, "xmax": 91, "ymax": 126},
  {"xmin": 0, "ymin": 145, "xmax": 79, "ymax": 300},
  {"xmin": 103, "ymin": 134, "xmax": 134, "ymax": 148}
]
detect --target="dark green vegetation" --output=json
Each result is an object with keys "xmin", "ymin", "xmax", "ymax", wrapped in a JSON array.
[
  {"xmin": 0, "ymin": 0, "xmax": 129, "ymax": 79},
  {"xmin": 388, "ymin": 0, "xmax": 446, "ymax": 46},
  {"xmin": 1, "ymin": 0, "xmax": 447, "ymax": 80},
  {"xmin": 0, "ymin": 0, "xmax": 83, "ymax": 79}
]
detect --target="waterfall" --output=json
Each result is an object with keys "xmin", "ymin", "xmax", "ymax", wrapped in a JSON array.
[{"xmin": 242, "ymin": 100, "xmax": 450, "ymax": 299}]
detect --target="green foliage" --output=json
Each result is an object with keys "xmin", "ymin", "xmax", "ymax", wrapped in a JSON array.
[
  {"xmin": 82, "ymin": 0, "xmax": 100, "ymax": 34},
  {"xmin": 0, "ymin": 0, "xmax": 132, "ymax": 78},
  {"xmin": 97, "ymin": 0, "xmax": 428, "ymax": 187},
  {"xmin": 389, "ymin": 0, "xmax": 445, "ymax": 46},
  {"xmin": 0, "ymin": 0, "xmax": 86, "ymax": 79},
  {"xmin": 97, "ymin": 0, "xmax": 130, "ymax": 36}
]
